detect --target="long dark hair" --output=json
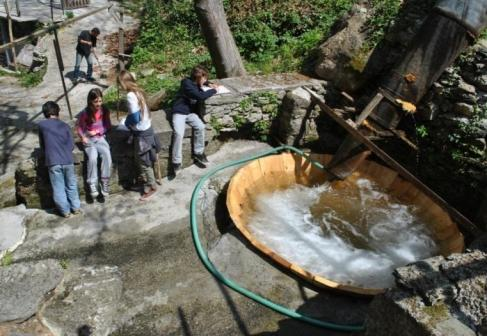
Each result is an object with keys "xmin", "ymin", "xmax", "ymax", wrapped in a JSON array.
[{"xmin": 86, "ymin": 88, "xmax": 106, "ymax": 124}]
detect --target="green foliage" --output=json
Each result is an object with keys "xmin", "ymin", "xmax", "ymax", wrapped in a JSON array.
[
  {"xmin": 234, "ymin": 91, "xmax": 280, "ymax": 141},
  {"xmin": 232, "ymin": 113, "xmax": 246, "ymax": 129},
  {"xmin": 210, "ymin": 115, "xmax": 223, "ymax": 135},
  {"xmin": 0, "ymin": 62, "xmax": 47, "ymax": 87},
  {"xmin": 59, "ymin": 259, "xmax": 70, "ymax": 269},
  {"xmin": 365, "ymin": 0, "xmax": 402, "ymax": 46},
  {"xmin": 448, "ymin": 104, "xmax": 487, "ymax": 162},
  {"xmin": 239, "ymin": 97, "xmax": 253, "ymax": 112},
  {"xmin": 227, "ymin": 0, "xmax": 355, "ymax": 73},
  {"xmin": 17, "ymin": 65, "xmax": 47, "ymax": 88},
  {"xmin": 252, "ymin": 119, "xmax": 272, "ymax": 141},
  {"xmin": 65, "ymin": 11, "xmax": 74, "ymax": 19},
  {"xmin": 102, "ymin": 86, "xmax": 119, "ymax": 111},
  {"xmin": 1, "ymin": 251, "xmax": 13, "ymax": 267},
  {"xmin": 131, "ymin": 0, "xmax": 357, "ymax": 83},
  {"xmin": 139, "ymin": 75, "xmax": 180, "ymax": 107},
  {"xmin": 131, "ymin": 0, "xmax": 210, "ymax": 77},
  {"xmin": 416, "ymin": 125, "xmax": 428, "ymax": 138}
]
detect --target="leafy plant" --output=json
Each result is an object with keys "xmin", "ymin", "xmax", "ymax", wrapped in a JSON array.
[
  {"xmin": 65, "ymin": 11, "xmax": 74, "ymax": 19},
  {"xmin": 416, "ymin": 125, "xmax": 428, "ymax": 138},
  {"xmin": 210, "ymin": 115, "xmax": 223, "ymax": 135},
  {"xmin": 232, "ymin": 113, "xmax": 247, "ymax": 129},
  {"xmin": 1, "ymin": 250, "xmax": 13, "ymax": 266},
  {"xmin": 18, "ymin": 65, "xmax": 47, "ymax": 88},
  {"xmin": 365, "ymin": 0, "xmax": 402, "ymax": 46},
  {"xmin": 59, "ymin": 258, "xmax": 70, "ymax": 269}
]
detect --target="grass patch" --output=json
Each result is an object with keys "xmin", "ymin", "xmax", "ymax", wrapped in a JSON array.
[
  {"xmin": 1, "ymin": 250, "xmax": 13, "ymax": 267},
  {"xmin": 0, "ymin": 63, "xmax": 47, "ymax": 88}
]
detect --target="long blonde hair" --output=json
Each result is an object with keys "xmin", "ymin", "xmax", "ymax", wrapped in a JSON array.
[{"xmin": 117, "ymin": 70, "xmax": 148, "ymax": 117}]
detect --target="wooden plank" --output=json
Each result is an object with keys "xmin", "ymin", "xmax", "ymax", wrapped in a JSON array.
[
  {"xmin": 304, "ymin": 87, "xmax": 481, "ymax": 236},
  {"xmin": 356, "ymin": 92, "xmax": 383, "ymax": 125}
]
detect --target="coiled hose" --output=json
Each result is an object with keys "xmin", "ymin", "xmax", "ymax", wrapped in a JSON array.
[{"xmin": 189, "ymin": 145, "xmax": 366, "ymax": 332}]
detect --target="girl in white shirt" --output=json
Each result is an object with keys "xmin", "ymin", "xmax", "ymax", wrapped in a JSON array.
[{"xmin": 118, "ymin": 70, "xmax": 159, "ymax": 200}]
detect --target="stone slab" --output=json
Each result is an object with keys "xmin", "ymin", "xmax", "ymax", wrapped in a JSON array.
[
  {"xmin": 40, "ymin": 265, "xmax": 123, "ymax": 336},
  {"xmin": 0, "ymin": 259, "xmax": 63, "ymax": 323},
  {"xmin": 219, "ymin": 73, "xmax": 326, "ymax": 94},
  {"xmin": 0, "ymin": 205, "xmax": 34, "ymax": 260},
  {"xmin": 366, "ymin": 251, "xmax": 487, "ymax": 336}
]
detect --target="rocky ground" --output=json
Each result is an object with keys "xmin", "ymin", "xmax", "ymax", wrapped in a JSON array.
[{"xmin": 0, "ymin": 140, "xmax": 370, "ymax": 336}]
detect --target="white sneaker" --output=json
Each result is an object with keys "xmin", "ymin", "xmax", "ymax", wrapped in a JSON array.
[
  {"xmin": 89, "ymin": 183, "xmax": 99, "ymax": 198},
  {"xmin": 100, "ymin": 180, "xmax": 109, "ymax": 197}
]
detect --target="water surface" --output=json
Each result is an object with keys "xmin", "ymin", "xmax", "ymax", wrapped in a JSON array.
[{"xmin": 247, "ymin": 178, "xmax": 438, "ymax": 288}]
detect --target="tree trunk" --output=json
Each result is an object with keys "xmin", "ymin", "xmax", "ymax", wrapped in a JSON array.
[{"xmin": 194, "ymin": 0, "xmax": 246, "ymax": 78}]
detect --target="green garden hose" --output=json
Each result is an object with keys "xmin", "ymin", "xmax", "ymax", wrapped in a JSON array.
[{"xmin": 189, "ymin": 145, "xmax": 366, "ymax": 332}]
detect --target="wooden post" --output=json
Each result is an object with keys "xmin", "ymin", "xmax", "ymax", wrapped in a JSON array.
[
  {"xmin": 4, "ymin": 0, "xmax": 17, "ymax": 71},
  {"xmin": 118, "ymin": 7, "xmax": 124, "ymax": 71},
  {"xmin": 15, "ymin": 0, "xmax": 20, "ymax": 17},
  {"xmin": 53, "ymin": 28, "xmax": 73, "ymax": 119},
  {"xmin": 116, "ymin": 5, "xmax": 124, "ymax": 121}
]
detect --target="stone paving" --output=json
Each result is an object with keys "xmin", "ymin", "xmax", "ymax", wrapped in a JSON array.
[{"xmin": 0, "ymin": 0, "xmax": 137, "ymax": 176}]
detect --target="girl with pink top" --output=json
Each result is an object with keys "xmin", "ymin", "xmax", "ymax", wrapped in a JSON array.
[{"xmin": 77, "ymin": 88, "xmax": 112, "ymax": 198}]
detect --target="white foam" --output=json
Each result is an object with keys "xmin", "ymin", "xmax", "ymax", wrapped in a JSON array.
[{"xmin": 247, "ymin": 179, "xmax": 438, "ymax": 288}]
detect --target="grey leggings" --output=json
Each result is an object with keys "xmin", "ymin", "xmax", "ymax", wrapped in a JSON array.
[{"xmin": 83, "ymin": 136, "xmax": 112, "ymax": 185}]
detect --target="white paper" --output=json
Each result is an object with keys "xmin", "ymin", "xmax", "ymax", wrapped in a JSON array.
[{"xmin": 201, "ymin": 85, "xmax": 231, "ymax": 94}]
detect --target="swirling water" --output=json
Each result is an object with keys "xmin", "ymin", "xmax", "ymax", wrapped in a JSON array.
[{"xmin": 247, "ymin": 178, "xmax": 438, "ymax": 288}]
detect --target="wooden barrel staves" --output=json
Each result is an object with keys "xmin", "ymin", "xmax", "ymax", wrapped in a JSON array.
[{"xmin": 226, "ymin": 153, "xmax": 464, "ymax": 296}]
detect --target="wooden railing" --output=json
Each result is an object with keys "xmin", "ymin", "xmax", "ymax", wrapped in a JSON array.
[{"xmin": 62, "ymin": 0, "xmax": 90, "ymax": 10}]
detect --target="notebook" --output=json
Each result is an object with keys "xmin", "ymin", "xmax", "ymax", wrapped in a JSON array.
[{"xmin": 201, "ymin": 85, "xmax": 231, "ymax": 94}]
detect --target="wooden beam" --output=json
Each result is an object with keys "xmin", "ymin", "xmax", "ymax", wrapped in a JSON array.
[
  {"xmin": 304, "ymin": 87, "xmax": 481, "ymax": 236},
  {"xmin": 355, "ymin": 92, "xmax": 383, "ymax": 125},
  {"xmin": 0, "ymin": 3, "xmax": 112, "ymax": 53}
]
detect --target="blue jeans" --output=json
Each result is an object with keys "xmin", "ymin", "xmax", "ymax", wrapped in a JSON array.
[
  {"xmin": 74, "ymin": 52, "xmax": 93, "ymax": 79},
  {"xmin": 48, "ymin": 164, "xmax": 81, "ymax": 215}
]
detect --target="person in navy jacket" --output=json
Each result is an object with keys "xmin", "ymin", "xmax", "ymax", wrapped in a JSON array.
[{"xmin": 171, "ymin": 66, "xmax": 219, "ymax": 174}]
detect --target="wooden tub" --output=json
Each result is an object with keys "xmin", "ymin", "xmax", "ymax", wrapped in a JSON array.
[{"xmin": 226, "ymin": 152, "xmax": 464, "ymax": 296}]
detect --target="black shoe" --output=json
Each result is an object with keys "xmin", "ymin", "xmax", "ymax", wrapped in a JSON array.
[
  {"xmin": 193, "ymin": 153, "xmax": 209, "ymax": 165},
  {"xmin": 172, "ymin": 163, "xmax": 181, "ymax": 174}
]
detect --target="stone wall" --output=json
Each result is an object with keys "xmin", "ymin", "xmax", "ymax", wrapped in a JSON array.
[
  {"xmin": 203, "ymin": 73, "xmax": 327, "ymax": 142},
  {"xmin": 366, "ymin": 250, "xmax": 487, "ymax": 336}
]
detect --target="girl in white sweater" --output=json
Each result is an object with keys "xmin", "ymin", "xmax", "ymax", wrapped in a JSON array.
[{"xmin": 118, "ymin": 70, "xmax": 160, "ymax": 200}]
